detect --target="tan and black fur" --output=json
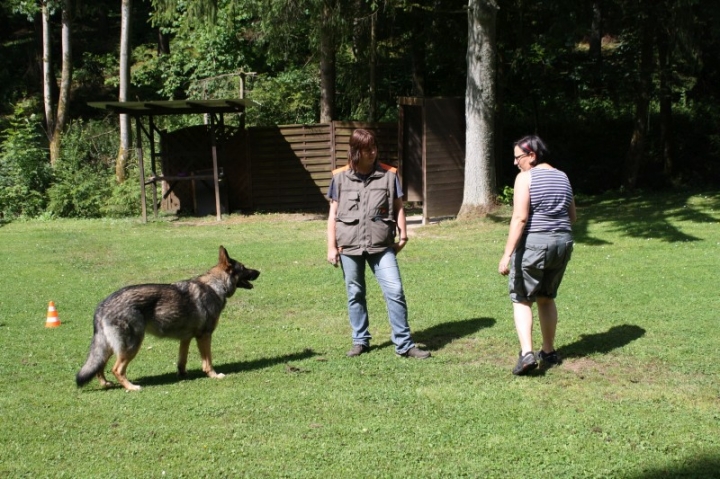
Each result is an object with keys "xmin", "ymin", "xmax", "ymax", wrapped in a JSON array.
[{"xmin": 76, "ymin": 246, "xmax": 259, "ymax": 391}]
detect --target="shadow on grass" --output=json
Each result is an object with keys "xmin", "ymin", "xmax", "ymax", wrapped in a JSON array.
[
  {"xmin": 374, "ymin": 317, "xmax": 497, "ymax": 352},
  {"xmin": 133, "ymin": 348, "xmax": 319, "ymax": 388},
  {"xmin": 488, "ymin": 190, "xmax": 720, "ymax": 245},
  {"xmin": 629, "ymin": 455, "xmax": 720, "ymax": 478},
  {"xmin": 559, "ymin": 324, "xmax": 646, "ymax": 359}
]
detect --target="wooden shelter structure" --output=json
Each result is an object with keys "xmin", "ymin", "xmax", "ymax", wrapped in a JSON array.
[{"xmin": 89, "ymin": 99, "xmax": 255, "ymax": 222}]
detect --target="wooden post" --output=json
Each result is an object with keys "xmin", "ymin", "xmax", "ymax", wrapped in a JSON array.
[
  {"xmin": 149, "ymin": 116, "xmax": 158, "ymax": 218},
  {"xmin": 210, "ymin": 114, "xmax": 222, "ymax": 221},
  {"xmin": 136, "ymin": 116, "xmax": 147, "ymax": 223}
]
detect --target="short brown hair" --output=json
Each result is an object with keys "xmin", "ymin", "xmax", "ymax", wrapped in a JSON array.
[{"xmin": 348, "ymin": 129, "xmax": 377, "ymax": 171}]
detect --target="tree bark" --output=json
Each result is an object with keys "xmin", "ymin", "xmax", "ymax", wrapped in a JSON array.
[
  {"xmin": 410, "ymin": 6, "xmax": 426, "ymax": 97},
  {"xmin": 44, "ymin": 0, "xmax": 73, "ymax": 167},
  {"xmin": 657, "ymin": 26, "xmax": 674, "ymax": 179},
  {"xmin": 589, "ymin": 1, "xmax": 603, "ymax": 64},
  {"xmin": 117, "ymin": 0, "xmax": 132, "ymax": 183},
  {"xmin": 459, "ymin": 0, "xmax": 498, "ymax": 217},
  {"xmin": 622, "ymin": 6, "xmax": 654, "ymax": 192},
  {"xmin": 42, "ymin": 3, "xmax": 55, "ymax": 149},
  {"xmin": 319, "ymin": 1, "xmax": 336, "ymax": 123},
  {"xmin": 368, "ymin": 9, "xmax": 377, "ymax": 123}
]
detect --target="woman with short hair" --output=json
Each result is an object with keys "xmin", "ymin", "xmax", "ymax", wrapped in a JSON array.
[{"xmin": 498, "ymin": 134, "xmax": 576, "ymax": 375}]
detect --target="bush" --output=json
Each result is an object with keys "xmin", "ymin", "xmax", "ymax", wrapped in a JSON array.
[
  {"xmin": 0, "ymin": 104, "xmax": 52, "ymax": 219},
  {"xmin": 46, "ymin": 120, "xmax": 114, "ymax": 218},
  {"xmin": 102, "ymin": 166, "xmax": 142, "ymax": 217}
]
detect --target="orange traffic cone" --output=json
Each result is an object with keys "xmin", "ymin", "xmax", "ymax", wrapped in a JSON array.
[{"xmin": 45, "ymin": 301, "xmax": 61, "ymax": 328}]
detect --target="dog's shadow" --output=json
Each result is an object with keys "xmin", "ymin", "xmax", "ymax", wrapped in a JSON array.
[
  {"xmin": 374, "ymin": 317, "xmax": 497, "ymax": 352},
  {"xmin": 136, "ymin": 348, "xmax": 319, "ymax": 387}
]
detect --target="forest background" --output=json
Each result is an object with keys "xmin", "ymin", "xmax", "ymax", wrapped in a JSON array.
[{"xmin": 1, "ymin": 0, "xmax": 719, "ymax": 220}]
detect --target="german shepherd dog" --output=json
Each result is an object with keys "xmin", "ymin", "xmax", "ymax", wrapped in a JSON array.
[{"xmin": 76, "ymin": 246, "xmax": 260, "ymax": 391}]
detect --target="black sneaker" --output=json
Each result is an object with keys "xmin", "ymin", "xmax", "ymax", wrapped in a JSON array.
[
  {"xmin": 346, "ymin": 344, "xmax": 370, "ymax": 357},
  {"xmin": 538, "ymin": 350, "xmax": 562, "ymax": 366},
  {"xmin": 397, "ymin": 347, "xmax": 431, "ymax": 359},
  {"xmin": 512, "ymin": 351, "xmax": 538, "ymax": 375}
]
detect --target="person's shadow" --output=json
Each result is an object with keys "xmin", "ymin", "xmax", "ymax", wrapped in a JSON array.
[
  {"xmin": 524, "ymin": 324, "xmax": 646, "ymax": 376},
  {"xmin": 559, "ymin": 324, "xmax": 646, "ymax": 359},
  {"xmin": 374, "ymin": 317, "xmax": 496, "ymax": 352}
]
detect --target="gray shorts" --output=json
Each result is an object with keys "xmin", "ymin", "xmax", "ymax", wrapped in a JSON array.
[{"xmin": 509, "ymin": 232, "xmax": 574, "ymax": 303}]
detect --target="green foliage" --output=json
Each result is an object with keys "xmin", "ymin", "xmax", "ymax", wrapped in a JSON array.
[
  {"xmin": 496, "ymin": 185, "xmax": 514, "ymax": 205},
  {"xmin": 0, "ymin": 191, "xmax": 719, "ymax": 476},
  {"xmin": 46, "ymin": 120, "xmax": 114, "ymax": 218},
  {"xmin": 0, "ymin": 103, "xmax": 51, "ymax": 218},
  {"xmin": 102, "ymin": 166, "xmax": 142, "ymax": 218},
  {"xmin": 143, "ymin": 1, "xmax": 260, "ymax": 100},
  {"xmin": 249, "ymin": 66, "xmax": 320, "ymax": 126}
]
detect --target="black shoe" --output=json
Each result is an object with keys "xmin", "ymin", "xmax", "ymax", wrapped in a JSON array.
[
  {"xmin": 538, "ymin": 349, "xmax": 562, "ymax": 366},
  {"xmin": 512, "ymin": 351, "xmax": 538, "ymax": 375},
  {"xmin": 397, "ymin": 347, "xmax": 431, "ymax": 359},
  {"xmin": 346, "ymin": 344, "xmax": 370, "ymax": 357}
]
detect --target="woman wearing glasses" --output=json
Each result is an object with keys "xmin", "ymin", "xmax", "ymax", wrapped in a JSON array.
[{"xmin": 498, "ymin": 135, "xmax": 576, "ymax": 375}]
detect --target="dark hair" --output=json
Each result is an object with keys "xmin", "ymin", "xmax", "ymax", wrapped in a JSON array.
[
  {"xmin": 514, "ymin": 135, "xmax": 549, "ymax": 166},
  {"xmin": 348, "ymin": 129, "xmax": 377, "ymax": 171}
]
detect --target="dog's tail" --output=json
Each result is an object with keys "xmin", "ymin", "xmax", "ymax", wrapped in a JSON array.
[{"xmin": 76, "ymin": 321, "xmax": 110, "ymax": 387}]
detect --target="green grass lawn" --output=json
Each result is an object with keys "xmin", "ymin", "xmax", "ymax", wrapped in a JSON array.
[{"xmin": 1, "ymin": 190, "xmax": 719, "ymax": 478}]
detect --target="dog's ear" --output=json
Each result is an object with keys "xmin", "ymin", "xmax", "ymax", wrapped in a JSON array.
[{"xmin": 218, "ymin": 246, "xmax": 230, "ymax": 265}]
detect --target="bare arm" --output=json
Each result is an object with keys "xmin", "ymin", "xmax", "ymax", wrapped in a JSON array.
[
  {"xmin": 568, "ymin": 197, "xmax": 577, "ymax": 224},
  {"xmin": 327, "ymin": 200, "xmax": 340, "ymax": 266},
  {"xmin": 498, "ymin": 172, "xmax": 530, "ymax": 275}
]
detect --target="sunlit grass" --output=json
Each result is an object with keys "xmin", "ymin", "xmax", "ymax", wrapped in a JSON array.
[{"xmin": 0, "ymin": 190, "xmax": 718, "ymax": 477}]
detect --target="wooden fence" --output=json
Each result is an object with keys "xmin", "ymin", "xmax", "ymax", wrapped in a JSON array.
[
  {"xmin": 157, "ymin": 111, "xmax": 466, "ymax": 221},
  {"xmin": 244, "ymin": 122, "xmax": 397, "ymax": 212}
]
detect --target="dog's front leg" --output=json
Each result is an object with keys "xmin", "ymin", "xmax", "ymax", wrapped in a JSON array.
[
  {"xmin": 177, "ymin": 338, "xmax": 192, "ymax": 377},
  {"xmin": 196, "ymin": 334, "xmax": 225, "ymax": 379}
]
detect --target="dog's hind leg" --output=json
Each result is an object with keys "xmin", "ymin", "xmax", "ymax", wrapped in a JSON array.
[
  {"xmin": 96, "ymin": 350, "xmax": 114, "ymax": 388},
  {"xmin": 111, "ymin": 349, "xmax": 142, "ymax": 391},
  {"xmin": 196, "ymin": 334, "xmax": 225, "ymax": 379},
  {"xmin": 177, "ymin": 338, "xmax": 191, "ymax": 378}
]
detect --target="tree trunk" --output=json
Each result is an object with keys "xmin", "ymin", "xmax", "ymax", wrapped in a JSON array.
[
  {"xmin": 44, "ymin": 0, "xmax": 73, "ymax": 166},
  {"xmin": 117, "ymin": 0, "xmax": 132, "ymax": 183},
  {"xmin": 42, "ymin": 3, "xmax": 55, "ymax": 157},
  {"xmin": 410, "ymin": 6, "xmax": 426, "ymax": 97},
  {"xmin": 158, "ymin": 29, "xmax": 171, "ymax": 56},
  {"xmin": 368, "ymin": 10, "xmax": 377, "ymax": 122},
  {"xmin": 589, "ymin": 1, "xmax": 603, "ymax": 64},
  {"xmin": 622, "ymin": 6, "xmax": 654, "ymax": 192},
  {"xmin": 319, "ymin": 2, "xmax": 336, "ymax": 123},
  {"xmin": 657, "ymin": 26, "xmax": 674, "ymax": 179},
  {"xmin": 459, "ymin": 0, "xmax": 498, "ymax": 218}
]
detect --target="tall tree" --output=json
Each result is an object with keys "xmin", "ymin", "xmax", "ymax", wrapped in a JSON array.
[
  {"xmin": 319, "ymin": 0, "xmax": 339, "ymax": 122},
  {"xmin": 42, "ymin": 0, "xmax": 73, "ymax": 166},
  {"xmin": 622, "ymin": 3, "xmax": 655, "ymax": 192},
  {"xmin": 116, "ymin": 0, "xmax": 131, "ymax": 183},
  {"xmin": 460, "ymin": 0, "xmax": 498, "ymax": 217}
]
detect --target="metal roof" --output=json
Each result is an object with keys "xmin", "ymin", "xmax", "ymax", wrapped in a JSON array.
[{"xmin": 88, "ymin": 99, "xmax": 257, "ymax": 116}]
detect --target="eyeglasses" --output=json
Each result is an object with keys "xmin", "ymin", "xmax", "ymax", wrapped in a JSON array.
[{"xmin": 514, "ymin": 153, "xmax": 529, "ymax": 160}]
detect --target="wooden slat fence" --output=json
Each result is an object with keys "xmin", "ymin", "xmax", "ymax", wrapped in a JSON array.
[{"xmin": 244, "ymin": 122, "xmax": 398, "ymax": 212}]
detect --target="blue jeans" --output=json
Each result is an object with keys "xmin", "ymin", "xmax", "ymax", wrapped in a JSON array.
[{"xmin": 339, "ymin": 247, "xmax": 415, "ymax": 354}]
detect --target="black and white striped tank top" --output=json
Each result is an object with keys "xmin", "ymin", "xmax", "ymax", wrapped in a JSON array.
[{"xmin": 526, "ymin": 168, "xmax": 574, "ymax": 233}]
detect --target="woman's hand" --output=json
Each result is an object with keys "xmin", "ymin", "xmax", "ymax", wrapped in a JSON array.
[
  {"xmin": 498, "ymin": 254, "xmax": 511, "ymax": 275},
  {"xmin": 393, "ymin": 237, "xmax": 408, "ymax": 254},
  {"xmin": 328, "ymin": 247, "xmax": 340, "ymax": 267}
]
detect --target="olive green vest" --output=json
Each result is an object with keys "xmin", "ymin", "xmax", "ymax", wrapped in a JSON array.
[{"xmin": 332, "ymin": 163, "xmax": 398, "ymax": 255}]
